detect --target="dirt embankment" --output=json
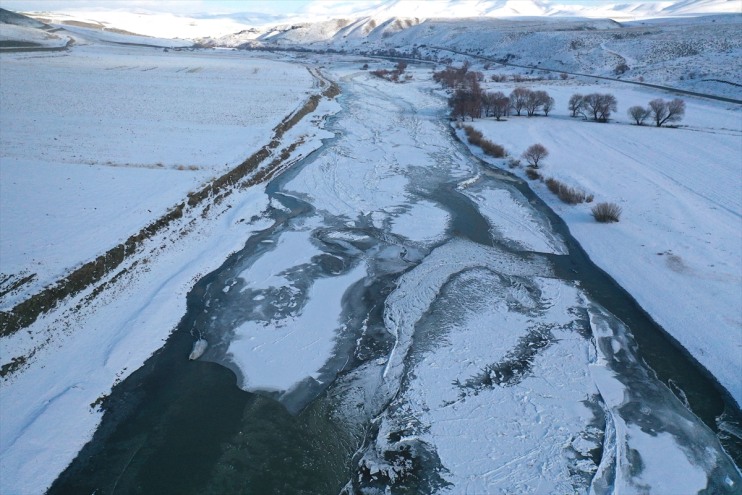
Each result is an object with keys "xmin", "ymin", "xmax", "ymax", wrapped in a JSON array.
[{"xmin": 0, "ymin": 69, "xmax": 340, "ymax": 354}]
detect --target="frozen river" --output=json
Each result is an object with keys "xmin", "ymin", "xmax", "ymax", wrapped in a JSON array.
[{"xmin": 50, "ymin": 63, "xmax": 741, "ymax": 494}]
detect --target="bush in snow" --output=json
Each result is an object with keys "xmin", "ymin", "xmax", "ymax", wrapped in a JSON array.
[
  {"xmin": 525, "ymin": 167, "xmax": 542, "ymax": 180},
  {"xmin": 480, "ymin": 139, "xmax": 506, "ymax": 158},
  {"xmin": 545, "ymin": 178, "xmax": 594, "ymax": 204},
  {"xmin": 463, "ymin": 125, "xmax": 506, "ymax": 158},
  {"xmin": 614, "ymin": 62, "xmax": 630, "ymax": 75},
  {"xmin": 591, "ymin": 202, "xmax": 622, "ymax": 222},
  {"xmin": 522, "ymin": 143, "xmax": 549, "ymax": 168}
]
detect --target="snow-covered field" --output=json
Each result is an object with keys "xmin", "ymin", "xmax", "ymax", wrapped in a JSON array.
[
  {"xmin": 456, "ymin": 79, "xmax": 742, "ymax": 406},
  {"xmin": 0, "ymin": 44, "xmax": 314, "ymax": 303}
]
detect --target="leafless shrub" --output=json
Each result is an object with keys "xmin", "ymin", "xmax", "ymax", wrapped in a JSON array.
[
  {"xmin": 525, "ymin": 168, "xmax": 542, "ymax": 180},
  {"xmin": 591, "ymin": 202, "xmax": 622, "ymax": 222},
  {"xmin": 545, "ymin": 178, "xmax": 591, "ymax": 204},
  {"xmin": 480, "ymin": 139, "xmax": 506, "ymax": 158},
  {"xmin": 507, "ymin": 158, "xmax": 521, "ymax": 168},
  {"xmin": 614, "ymin": 62, "xmax": 630, "ymax": 75},
  {"xmin": 463, "ymin": 125, "xmax": 483, "ymax": 145},
  {"xmin": 463, "ymin": 125, "xmax": 506, "ymax": 157}
]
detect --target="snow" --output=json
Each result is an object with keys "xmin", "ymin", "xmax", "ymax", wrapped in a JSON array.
[
  {"xmin": 0, "ymin": 44, "xmax": 339, "ymax": 494},
  {"xmin": 1, "ymin": 8, "xmax": 741, "ymax": 492},
  {"xmin": 388, "ymin": 199, "xmax": 451, "ymax": 246},
  {"xmin": 460, "ymin": 181, "xmax": 567, "ymax": 254},
  {"xmin": 460, "ymin": 81, "xmax": 742, "ymax": 405},
  {"xmin": 228, "ymin": 261, "xmax": 366, "ymax": 392},
  {"xmin": 0, "ymin": 44, "xmax": 314, "ymax": 301},
  {"xmin": 0, "ymin": 23, "xmax": 68, "ymax": 47}
]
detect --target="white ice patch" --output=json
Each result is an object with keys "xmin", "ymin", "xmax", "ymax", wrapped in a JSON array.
[
  {"xmin": 188, "ymin": 339, "xmax": 208, "ymax": 360},
  {"xmin": 627, "ymin": 427, "xmax": 708, "ymax": 494},
  {"xmin": 587, "ymin": 304, "xmax": 740, "ymax": 493},
  {"xmin": 227, "ymin": 262, "xmax": 366, "ymax": 393},
  {"xmin": 388, "ymin": 200, "xmax": 450, "ymax": 246},
  {"xmin": 368, "ymin": 270, "xmax": 599, "ymax": 492},
  {"xmin": 463, "ymin": 186, "xmax": 567, "ymax": 254},
  {"xmin": 380, "ymin": 238, "xmax": 553, "ymax": 398},
  {"xmin": 237, "ymin": 226, "xmax": 319, "ymax": 291}
]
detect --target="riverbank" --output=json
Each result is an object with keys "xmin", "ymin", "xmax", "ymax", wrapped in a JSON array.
[{"xmin": 453, "ymin": 81, "xmax": 742, "ymax": 407}]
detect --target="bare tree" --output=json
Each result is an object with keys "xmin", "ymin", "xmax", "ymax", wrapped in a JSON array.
[
  {"xmin": 581, "ymin": 93, "xmax": 617, "ymax": 122},
  {"xmin": 524, "ymin": 90, "xmax": 540, "ymax": 117},
  {"xmin": 522, "ymin": 143, "xmax": 549, "ymax": 168},
  {"xmin": 510, "ymin": 87, "xmax": 530, "ymax": 116},
  {"xmin": 491, "ymin": 92, "xmax": 510, "ymax": 121},
  {"xmin": 568, "ymin": 94, "xmax": 584, "ymax": 118},
  {"xmin": 648, "ymin": 98, "xmax": 686, "ymax": 127},
  {"xmin": 481, "ymin": 91, "xmax": 494, "ymax": 118},
  {"xmin": 523, "ymin": 90, "xmax": 552, "ymax": 117},
  {"xmin": 627, "ymin": 105, "xmax": 650, "ymax": 125},
  {"xmin": 541, "ymin": 94, "xmax": 555, "ymax": 116}
]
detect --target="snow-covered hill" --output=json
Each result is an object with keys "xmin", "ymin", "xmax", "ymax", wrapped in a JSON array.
[
  {"xmin": 202, "ymin": 12, "xmax": 741, "ymax": 101},
  {"xmin": 0, "ymin": 8, "xmax": 69, "ymax": 49},
  {"xmin": 12, "ymin": 0, "xmax": 741, "ymax": 43}
]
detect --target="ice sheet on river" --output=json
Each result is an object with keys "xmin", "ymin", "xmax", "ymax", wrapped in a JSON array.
[
  {"xmin": 460, "ymin": 181, "xmax": 567, "ymax": 255},
  {"xmin": 353, "ymin": 259, "xmax": 741, "ymax": 493}
]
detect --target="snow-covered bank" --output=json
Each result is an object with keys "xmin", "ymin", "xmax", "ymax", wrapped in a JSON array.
[
  {"xmin": 0, "ymin": 45, "xmax": 314, "ymax": 304},
  {"xmin": 0, "ymin": 45, "xmax": 340, "ymax": 494},
  {"xmin": 457, "ymin": 81, "xmax": 742, "ymax": 405}
]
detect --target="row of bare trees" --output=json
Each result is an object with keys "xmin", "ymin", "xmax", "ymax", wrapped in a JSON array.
[
  {"xmin": 510, "ymin": 88, "xmax": 555, "ymax": 117},
  {"xmin": 628, "ymin": 98, "xmax": 686, "ymax": 127},
  {"xmin": 568, "ymin": 93, "xmax": 618, "ymax": 122},
  {"xmin": 436, "ymin": 65, "xmax": 685, "ymax": 126}
]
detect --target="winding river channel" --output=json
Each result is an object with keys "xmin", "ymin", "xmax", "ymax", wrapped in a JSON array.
[{"xmin": 50, "ymin": 62, "xmax": 741, "ymax": 494}]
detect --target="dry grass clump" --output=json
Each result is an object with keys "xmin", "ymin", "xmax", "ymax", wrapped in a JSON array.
[
  {"xmin": 591, "ymin": 202, "xmax": 622, "ymax": 222},
  {"xmin": 480, "ymin": 139, "xmax": 506, "ymax": 158},
  {"xmin": 545, "ymin": 178, "xmax": 594, "ymax": 204},
  {"xmin": 507, "ymin": 158, "xmax": 521, "ymax": 168},
  {"xmin": 464, "ymin": 126, "xmax": 484, "ymax": 145},
  {"xmin": 463, "ymin": 125, "xmax": 507, "ymax": 158},
  {"xmin": 525, "ymin": 168, "xmax": 542, "ymax": 180}
]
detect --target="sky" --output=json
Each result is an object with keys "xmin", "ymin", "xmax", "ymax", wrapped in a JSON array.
[{"xmin": 0, "ymin": 0, "xmax": 670, "ymax": 16}]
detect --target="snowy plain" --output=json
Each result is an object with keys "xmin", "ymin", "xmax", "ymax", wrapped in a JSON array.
[{"xmin": 0, "ymin": 39, "xmax": 314, "ymax": 303}]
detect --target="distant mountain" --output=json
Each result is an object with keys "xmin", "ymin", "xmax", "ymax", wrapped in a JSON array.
[
  {"xmin": 295, "ymin": 0, "xmax": 740, "ymax": 21},
  {"xmin": 12, "ymin": 0, "xmax": 741, "ymax": 42}
]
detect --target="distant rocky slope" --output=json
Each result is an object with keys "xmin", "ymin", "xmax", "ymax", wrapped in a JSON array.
[
  {"xmin": 0, "ymin": 8, "xmax": 69, "ymax": 49},
  {"xmin": 199, "ymin": 13, "xmax": 741, "ymax": 99}
]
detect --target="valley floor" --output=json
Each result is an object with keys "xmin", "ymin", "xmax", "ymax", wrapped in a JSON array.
[{"xmin": 0, "ymin": 46, "xmax": 740, "ymax": 493}]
